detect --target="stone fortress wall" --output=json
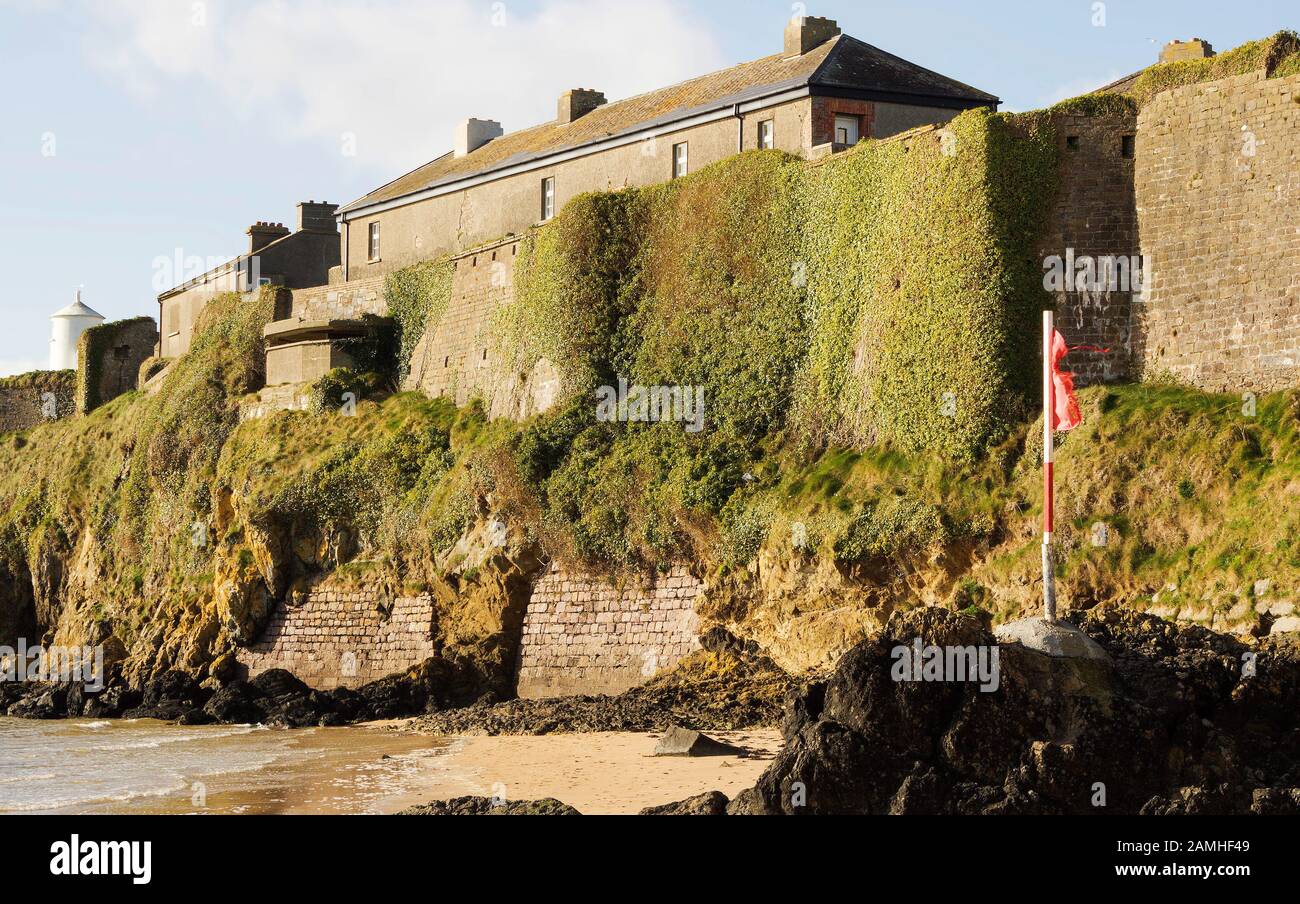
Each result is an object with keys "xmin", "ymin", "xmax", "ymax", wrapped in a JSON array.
[{"xmin": 1130, "ymin": 69, "xmax": 1300, "ymax": 392}]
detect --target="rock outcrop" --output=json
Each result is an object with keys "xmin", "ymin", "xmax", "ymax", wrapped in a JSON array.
[
  {"xmin": 721, "ymin": 605, "xmax": 1300, "ymax": 815},
  {"xmin": 396, "ymin": 797, "xmax": 581, "ymax": 816}
]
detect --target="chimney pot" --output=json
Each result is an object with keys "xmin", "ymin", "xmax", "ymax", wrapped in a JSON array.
[
  {"xmin": 455, "ymin": 118, "xmax": 504, "ymax": 157},
  {"xmin": 784, "ymin": 15, "xmax": 840, "ymax": 57},
  {"xmin": 1159, "ymin": 38, "xmax": 1215, "ymax": 64},
  {"xmin": 558, "ymin": 89, "xmax": 607, "ymax": 124}
]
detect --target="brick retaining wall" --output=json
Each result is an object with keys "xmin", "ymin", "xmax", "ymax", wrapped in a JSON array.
[
  {"xmin": 237, "ymin": 584, "xmax": 435, "ymax": 689},
  {"xmin": 516, "ymin": 566, "xmax": 703, "ymax": 699}
]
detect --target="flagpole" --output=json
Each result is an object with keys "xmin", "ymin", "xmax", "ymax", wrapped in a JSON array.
[{"xmin": 1042, "ymin": 310, "xmax": 1057, "ymax": 623}]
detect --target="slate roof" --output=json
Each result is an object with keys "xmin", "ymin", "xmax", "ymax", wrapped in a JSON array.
[{"xmin": 339, "ymin": 34, "xmax": 998, "ymax": 215}]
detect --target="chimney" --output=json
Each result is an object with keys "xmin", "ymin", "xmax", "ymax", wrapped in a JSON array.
[
  {"xmin": 296, "ymin": 200, "xmax": 339, "ymax": 233},
  {"xmin": 558, "ymin": 89, "xmax": 607, "ymax": 124},
  {"xmin": 1159, "ymin": 38, "xmax": 1215, "ymax": 64},
  {"xmin": 455, "ymin": 118, "xmax": 503, "ymax": 157},
  {"xmin": 247, "ymin": 221, "xmax": 290, "ymax": 253},
  {"xmin": 784, "ymin": 15, "xmax": 840, "ymax": 57}
]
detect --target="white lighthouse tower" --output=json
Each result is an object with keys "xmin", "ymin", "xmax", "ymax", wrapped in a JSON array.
[{"xmin": 49, "ymin": 290, "xmax": 105, "ymax": 371}]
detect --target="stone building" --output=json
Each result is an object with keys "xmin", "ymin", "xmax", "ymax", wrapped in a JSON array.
[
  {"xmin": 252, "ymin": 16, "xmax": 997, "ymax": 399},
  {"xmin": 157, "ymin": 201, "xmax": 340, "ymax": 359},
  {"xmin": 332, "ymin": 16, "xmax": 997, "ymax": 279}
]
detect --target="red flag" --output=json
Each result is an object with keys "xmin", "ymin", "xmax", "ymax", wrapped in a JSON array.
[
  {"xmin": 1050, "ymin": 329, "xmax": 1081, "ymax": 432},
  {"xmin": 1049, "ymin": 332, "xmax": 1110, "ymax": 431}
]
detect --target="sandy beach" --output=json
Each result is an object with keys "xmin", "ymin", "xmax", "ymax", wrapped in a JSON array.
[
  {"xmin": 388, "ymin": 729, "xmax": 783, "ymax": 815},
  {"xmin": 0, "ymin": 717, "xmax": 780, "ymax": 815}
]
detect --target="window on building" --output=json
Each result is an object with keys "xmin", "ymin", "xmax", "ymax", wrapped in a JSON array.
[
  {"xmin": 541, "ymin": 177, "xmax": 555, "ymax": 221},
  {"xmin": 758, "ymin": 120, "xmax": 774, "ymax": 150},
  {"xmin": 673, "ymin": 142, "xmax": 689, "ymax": 178},
  {"xmin": 368, "ymin": 222, "xmax": 381, "ymax": 261},
  {"xmin": 1066, "ymin": 135, "xmax": 1081, "ymax": 151},
  {"xmin": 834, "ymin": 114, "xmax": 861, "ymax": 146},
  {"xmin": 1121, "ymin": 134, "xmax": 1135, "ymax": 159}
]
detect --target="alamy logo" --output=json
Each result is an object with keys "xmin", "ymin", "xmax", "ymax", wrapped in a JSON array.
[
  {"xmin": 595, "ymin": 377, "xmax": 705, "ymax": 433},
  {"xmin": 890, "ymin": 637, "xmax": 1000, "ymax": 692},
  {"xmin": 1042, "ymin": 249, "xmax": 1148, "ymax": 298},
  {"xmin": 0, "ymin": 640, "xmax": 104, "ymax": 692},
  {"xmin": 49, "ymin": 835, "xmax": 152, "ymax": 885}
]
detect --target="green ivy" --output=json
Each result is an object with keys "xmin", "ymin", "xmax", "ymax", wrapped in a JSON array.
[{"xmin": 384, "ymin": 258, "xmax": 455, "ymax": 386}]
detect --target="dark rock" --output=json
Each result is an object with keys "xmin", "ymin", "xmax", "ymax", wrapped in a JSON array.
[
  {"xmin": 0, "ymin": 681, "xmax": 29, "ymax": 714},
  {"xmin": 640, "ymin": 791, "xmax": 729, "ymax": 815},
  {"xmin": 82, "ymin": 686, "xmax": 140, "ymax": 719},
  {"xmin": 396, "ymin": 796, "xmax": 582, "ymax": 816},
  {"xmin": 249, "ymin": 669, "xmax": 309, "ymax": 699},
  {"xmin": 729, "ymin": 606, "xmax": 1300, "ymax": 815},
  {"xmin": 125, "ymin": 669, "xmax": 212, "ymax": 720},
  {"xmin": 177, "ymin": 707, "xmax": 216, "ymax": 726},
  {"xmin": 204, "ymin": 682, "xmax": 267, "ymax": 724},
  {"xmin": 8, "ymin": 686, "xmax": 68, "ymax": 719},
  {"xmin": 407, "ymin": 649, "xmax": 791, "ymax": 736},
  {"xmin": 653, "ymin": 725, "xmax": 746, "ymax": 757},
  {"xmin": 781, "ymin": 681, "xmax": 825, "ymax": 741}
]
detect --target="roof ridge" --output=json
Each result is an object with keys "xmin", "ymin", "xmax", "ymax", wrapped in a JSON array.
[{"xmin": 819, "ymin": 34, "xmax": 999, "ymax": 103}]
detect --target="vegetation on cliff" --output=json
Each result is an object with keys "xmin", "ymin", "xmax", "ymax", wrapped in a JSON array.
[{"xmin": 1, "ymin": 56, "xmax": 1296, "ymax": 689}]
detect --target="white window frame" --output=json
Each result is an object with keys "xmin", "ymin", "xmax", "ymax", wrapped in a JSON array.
[
  {"xmin": 673, "ymin": 141, "xmax": 688, "ymax": 178},
  {"xmin": 834, "ymin": 114, "xmax": 861, "ymax": 147},
  {"xmin": 758, "ymin": 120, "xmax": 774, "ymax": 150},
  {"xmin": 367, "ymin": 222, "xmax": 381, "ymax": 262},
  {"xmin": 541, "ymin": 177, "xmax": 555, "ymax": 221}
]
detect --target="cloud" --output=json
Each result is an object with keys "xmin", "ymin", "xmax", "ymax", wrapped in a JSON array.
[{"xmin": 71, "ymin": 0, "xmax": 726, "ymax": 174}]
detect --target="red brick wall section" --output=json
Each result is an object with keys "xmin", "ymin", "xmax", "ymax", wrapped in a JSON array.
[
  {"xmin": 516, "ymin": 566, "xmax": 704, "ymax": 699},
  {"xmin": 811, "ymin": 97, "xmax": 875, "ymax": 146},
  {"xmin": 237, "ymin": 584, "xmax": 435, "ymax": 690}
]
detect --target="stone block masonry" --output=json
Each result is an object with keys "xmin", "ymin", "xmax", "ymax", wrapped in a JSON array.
[
  {"xmin": 1131, "ymin": 70, "xmax": 1300, "ymax": 392},
  {"xmin": 405, "ymin": 237, "xmax": 523, "ymax": 414},
  {"xmin": 237, "ymin": 583, "xmax": 435, "ymax": 690},
  {"xmin": 289, "ymin": 275, "xmax": 387, "ymax": 322},
  {"xmin": 0, "ymin": 371, "xmax": 75, "ymax": 433},
  {"xmin": 1037, "ymin": 112, "xmax": 1140, "ymax": 386},
  {"xmin": 516, "ymin": 566, "xmax": 704, "ymax": 699},
  {"xmin": 77, "ymin": 317, "xmax": 158, "ymax": 414}
]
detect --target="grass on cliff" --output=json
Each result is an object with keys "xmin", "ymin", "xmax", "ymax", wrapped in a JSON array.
[{"xmin": 0, "ymin": 289, "xmax": 274, "ymax": 657}]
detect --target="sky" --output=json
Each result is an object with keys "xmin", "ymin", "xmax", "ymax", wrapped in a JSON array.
[{"xmin": 0, "ymin": 0, "xmax": 1294, "ymax": 376}]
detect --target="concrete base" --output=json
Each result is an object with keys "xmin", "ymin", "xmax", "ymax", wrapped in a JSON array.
[{"xmin": 994, "ymin": 618, "xmax": 1110, "ymax": 661}]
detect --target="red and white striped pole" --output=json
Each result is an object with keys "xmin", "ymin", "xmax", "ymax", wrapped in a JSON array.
[{"xmin": 1042, "ymin": 310, "xmax": 1057, "ymax": 622}]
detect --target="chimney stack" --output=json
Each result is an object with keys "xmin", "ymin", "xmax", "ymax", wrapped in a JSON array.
[
  {"xmin": 247, "ymin": 222, "xmax": 290, "ymax": 253},
  {"xmin": 455, "ymin": 118, "xmax": 503, "ymax": 157},
  {"xmin": 296, "ymin": 200, "xmax": 339, "ymax": 233},
  {"xmin": 784, "ymin": 15, "xmax": 840, "ymax": 57},
  {"xmin": 558, "ymin": 89, "xmax": 607, "ymax": 124},
  {"xmin": 1159, "ymin": 38, "xmax": 1215, "ymax": 64}
]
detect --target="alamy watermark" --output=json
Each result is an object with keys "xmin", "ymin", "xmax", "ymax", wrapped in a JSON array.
[
  {"xmin": 0, "ymin": 640, "xmax": 105, "ymax": 692},
  {"xmin": 1042, "ymin": 248, "xmax": 1149, "ymax": 299},
  {"xmin": 891, "ymin": 637, "xmax": 1000, "ymax": 692},
  {"xmin": 595, "ymin": 377, "xmax": 705, "ymax": 433}
]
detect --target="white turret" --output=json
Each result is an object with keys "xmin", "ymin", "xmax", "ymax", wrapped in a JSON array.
[{"xmin": 49, "ymin": 290, "xmax": 105, "ymax": 371}]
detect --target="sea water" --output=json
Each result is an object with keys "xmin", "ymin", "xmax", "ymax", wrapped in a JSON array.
[{"xmin": 0, "ymin": 717, "xmax": 453, "ymax": 815}]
